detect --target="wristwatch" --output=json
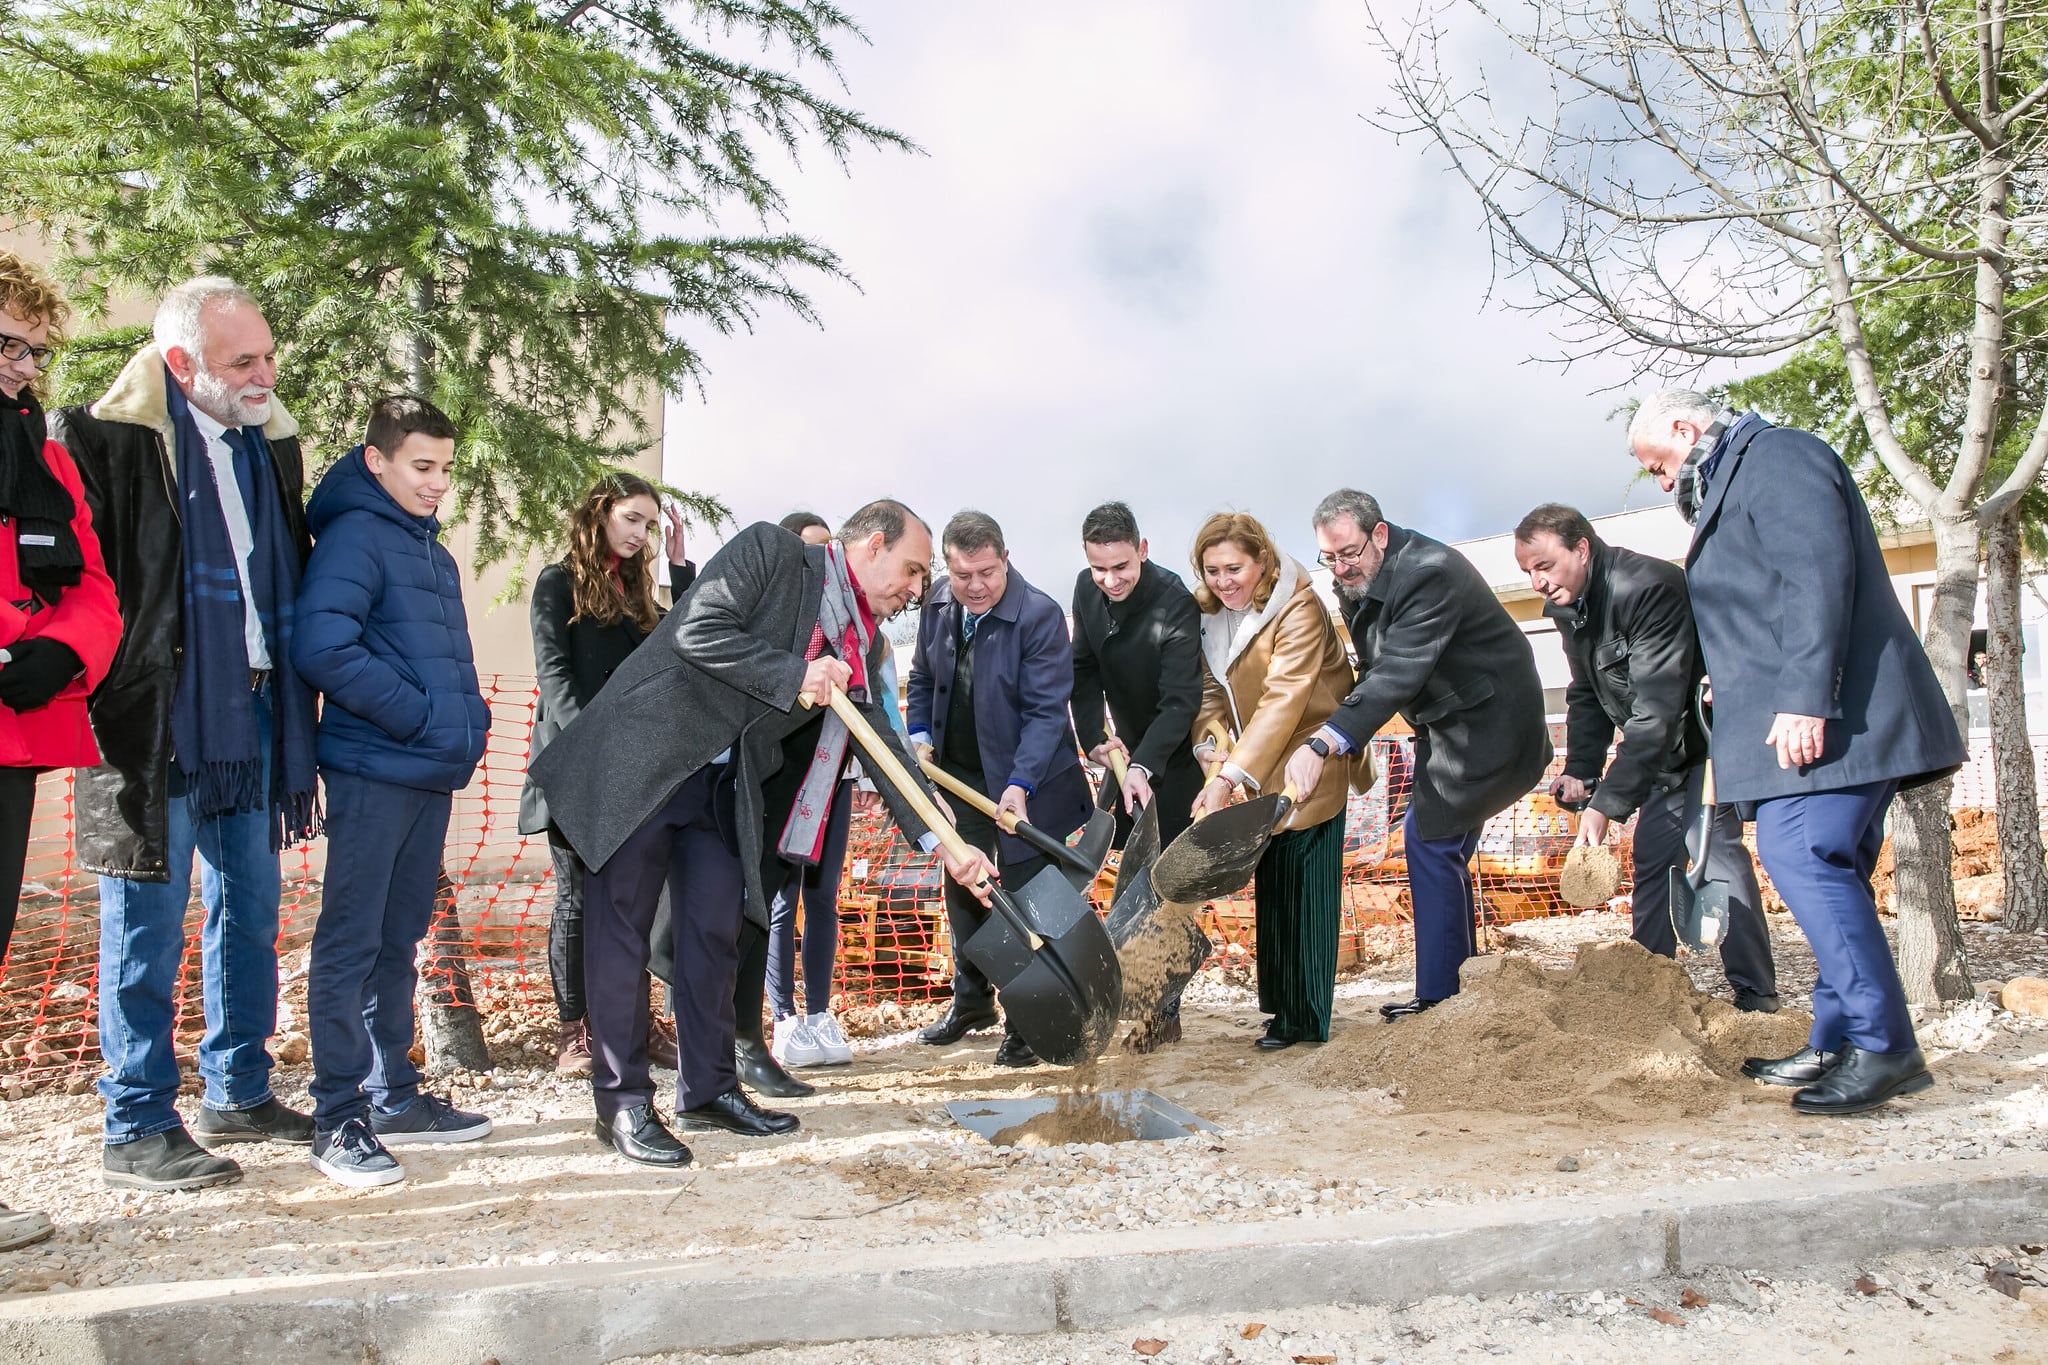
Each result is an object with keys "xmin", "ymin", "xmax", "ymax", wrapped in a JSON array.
[{"xmin": 1306, "ymin": 736, "xmax": 1331, "ymax": 759}]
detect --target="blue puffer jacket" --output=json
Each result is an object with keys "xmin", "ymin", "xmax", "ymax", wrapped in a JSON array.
[{"xmin": 291, "ymin": 446, "xmax": 490, "ymax": 792}]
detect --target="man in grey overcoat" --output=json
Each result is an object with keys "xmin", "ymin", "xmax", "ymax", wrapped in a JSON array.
[
  {"xmin": 1631, "ymin": 391, "xmax": 1965, "ymax": 1117},
  {"xmin": 529, "ymin": 499, "xmax": 991, "ymax": 1166}
]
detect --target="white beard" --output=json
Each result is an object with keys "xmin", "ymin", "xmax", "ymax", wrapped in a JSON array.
[{"xmin": 189, "ymin": 365, "xmax": 271, "ymax": 428}]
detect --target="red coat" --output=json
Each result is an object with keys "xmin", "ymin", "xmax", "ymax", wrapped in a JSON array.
[{"xmin": 0, "ymin": 435, "xmax": 120, "ymax": 769}]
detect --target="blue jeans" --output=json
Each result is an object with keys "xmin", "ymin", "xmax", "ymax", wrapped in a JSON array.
[
  {"xmin": 97, "ymin": 690, "xmax": 282, "ymax": 1143},
  {"xmin": 308, "ymin": 770, "xmax": 450, "ymax": 1131}
]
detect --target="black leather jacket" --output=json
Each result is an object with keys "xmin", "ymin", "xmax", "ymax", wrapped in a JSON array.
[
  {"xmin": 1545, "ymin": 537, "xmax": 1706, "ymax": 822},
  {"xmin": 49, "ymin": 351, "xmax": 310, "ymax": 880}
]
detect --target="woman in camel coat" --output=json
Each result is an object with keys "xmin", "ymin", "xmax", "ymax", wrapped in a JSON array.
[{"xmin": 1191, "ymin": 512, "xmax": 1371, "ymax": 1048}]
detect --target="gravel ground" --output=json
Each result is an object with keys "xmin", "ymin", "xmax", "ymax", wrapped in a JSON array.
[
  {"xmin": 0, "ymin": 912, "xmax": 2042, "ymax": 1297},
  {"xmin": 621, "ymin": 1245, "xmax": 2048, "ymax": 1364}
]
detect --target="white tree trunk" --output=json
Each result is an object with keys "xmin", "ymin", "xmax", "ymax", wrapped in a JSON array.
[{"xmin": 1986, "ymin": 510, "xmax": 2048, "ymax": 932}]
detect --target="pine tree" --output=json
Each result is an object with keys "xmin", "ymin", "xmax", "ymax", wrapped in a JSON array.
[{"xmin": 0, "ymin": 0, "xmax": 912, "ymax": 560}]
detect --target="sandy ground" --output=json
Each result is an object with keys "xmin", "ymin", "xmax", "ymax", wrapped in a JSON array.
[
  {"xmin": 621, "ymin": 1245, "xmax": 2048, "ymax": 1364},
  {"xmin": 0, "ymin": 911, "xmax": 2042, "ymax": 1298}
]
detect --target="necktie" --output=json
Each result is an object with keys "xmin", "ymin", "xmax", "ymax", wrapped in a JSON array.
[{"xmin": 960, "ymin": 609, "xmax": 986, "ymax": 647}]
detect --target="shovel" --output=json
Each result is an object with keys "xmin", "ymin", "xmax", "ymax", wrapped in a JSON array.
[
  {"xmin": 1151, "ymin": 726, "xmax": 1304, "ymax": 904},
  {"xmin": 919, "ymin": 760, "xmax": 1116, "ymax": 894},
  {"xmin": 1667, "ymin": 758, "xmax": 1733, "ymax": 953},
  {"xmin": 816, "ymin": 688, "xmax": 1121, "ymax": 1063},
  {"xmin": 1103, "ymin": 747, "xmax": 1162, "ymax": 910}
]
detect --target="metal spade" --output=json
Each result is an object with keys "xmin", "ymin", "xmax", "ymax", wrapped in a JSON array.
[
  {"xmin": 1668, "ymin": 758, "xmax": 1733, "ymax": 953},
  {"xmin": 815, "ymin": 689, "xmax": 1121, "ymax": 1063},
  {"xmin": 1151, "ymin": 784, "xmax": 1300, "ymax": 904},
  {"xmin": 1103, "ymin": 748, "xmax": 1162, "ymax": 912}
]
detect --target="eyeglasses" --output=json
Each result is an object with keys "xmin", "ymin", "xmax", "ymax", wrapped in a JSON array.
[
  {"xmin": 1316, "ymin": 544, "xmax": 1371, "ymax": 568},
  {"xmin": 0, "ymin": 334, "xmax": 56, "ymax": 372}
]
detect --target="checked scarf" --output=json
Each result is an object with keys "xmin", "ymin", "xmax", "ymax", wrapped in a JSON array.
[
  {"xmin": 777, "ymin": 542, "xmax": 875, "ymax": 864},
  {"xmin": 165, "ymin": 374, "xmax": 320, "ymax": 847}
]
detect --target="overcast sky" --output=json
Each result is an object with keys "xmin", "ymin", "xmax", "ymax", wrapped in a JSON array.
[{"xmin": 662, "ymin": 0, "xmax": 1678, "ymax": 593}]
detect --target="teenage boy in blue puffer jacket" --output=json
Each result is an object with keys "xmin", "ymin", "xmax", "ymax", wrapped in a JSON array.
[{"xmin": 292, "ymin": 394, "xmax": 493, "ymax": 1188}]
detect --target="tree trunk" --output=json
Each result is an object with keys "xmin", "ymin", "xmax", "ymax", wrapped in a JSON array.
[
  {"xmin": 418, "ymin": 868, "xmax": 492, "ymax": 1073},
  {"xmin": 1892, "ymin": 512, "xmax": 1976, "ymax": 1005},
  {"xmin": 1986, "ymin": 509, "xmax": 2048, "ymax": 931}
]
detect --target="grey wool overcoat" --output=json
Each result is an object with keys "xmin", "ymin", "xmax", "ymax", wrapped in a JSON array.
[{"xmin": 527, "ymin": 521, "xmax": 936, "ymax": 927}]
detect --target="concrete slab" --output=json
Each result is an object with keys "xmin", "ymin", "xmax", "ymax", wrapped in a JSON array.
[{"xmin": 0, "ymin": 1153, "xmax": 2040, "ymax": 1363}]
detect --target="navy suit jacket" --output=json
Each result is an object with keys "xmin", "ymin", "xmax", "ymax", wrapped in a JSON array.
[
  {"xmin": 1686, "ymin": 417, "xmax": 1966, "ymax": 804},
  {"xmin": 907, "ymin": 566, "xmax": 1093, "ymax": 864}
]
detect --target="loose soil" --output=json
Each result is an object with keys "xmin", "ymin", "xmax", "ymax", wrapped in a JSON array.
[{"xmin": 988, "ymin": 1093, "xmax": 1142, "ymax": 1148}]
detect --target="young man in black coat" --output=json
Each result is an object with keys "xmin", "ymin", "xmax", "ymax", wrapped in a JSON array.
[
  {"xmin": 1285, "ymin": 489, "xmax": 1553, "ymax": 1018},
  {"xmin": 1512, "ymin": 503, "xmax": 1777, "ymax": 1010},
  {"xmin": 1069, "ymin": 501, "xmax": 1204, "ymax": 1051},
  {"xmin": 1632, "ymin": 391, "xmax": 1965, "ymax": 1116},
  {"xmin": 529, "ymin": 500, "xmax": 992, "ymax": 1166}
]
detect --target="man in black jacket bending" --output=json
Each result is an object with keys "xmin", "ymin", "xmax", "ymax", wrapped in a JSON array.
[
  {"xmin": 1512, "ymin": 504, "xmax": 1777, "ymax": 1010},
  {"xmin": 1070, "ymin": 502, "xmax": 1205, "ymax": 1052}
]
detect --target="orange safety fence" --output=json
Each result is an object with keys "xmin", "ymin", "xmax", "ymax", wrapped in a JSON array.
[{"xmin": 0, "ymin": 675, "xmax": 2029, "ymax": 1088}]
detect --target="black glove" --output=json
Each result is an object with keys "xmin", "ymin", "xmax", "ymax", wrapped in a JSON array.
[{"xmin": 0, "ymin": 637, "xmax": 83, "ymax": 713}]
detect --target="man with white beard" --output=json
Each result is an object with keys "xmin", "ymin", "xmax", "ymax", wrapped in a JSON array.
[{"xmin": 53, "ymin": 278, "xmax": 321, "ymax": 1190}]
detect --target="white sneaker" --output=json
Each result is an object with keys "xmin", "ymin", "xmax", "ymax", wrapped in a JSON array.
[
  {"xmin": 773, "ymin": 1014, "xmax": 830, "ymax": 1068},
  {"xmin": 808, "ymin": 1012, "xmax": 854, "ymax": 1066}
]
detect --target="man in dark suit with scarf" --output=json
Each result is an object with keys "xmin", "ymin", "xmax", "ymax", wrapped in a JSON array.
[
  {"xmin": 1285, "ymin": 489, "xmax": 1553, "ymax": 1019},
  {"xmin": 54, "ymin": 277, "xmax": 321, "ymax": 1190},
  {"xmin": 908, "ymin": 510, "xmax": 1095, "ymax": 1068},
  {"xmin": 1631, "ymin": 391, "xmax": 1966, "ymax": 1115},
  {"xmin": 1069, "ymin": 501, "xmax": 1204, "ymax": 1052},
  {"xmin": 531, "ymin": 500, "xmax": 992, "ymax": 1167}
]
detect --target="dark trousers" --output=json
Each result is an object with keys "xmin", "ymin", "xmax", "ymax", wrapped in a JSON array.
[
  {"xmin": 308, "ymin": 770, "xmax": 451, "ymax": 1130},
  {"xmin": 0, "ymin": 767, "xmax": 35, "ymax": 965},
  {"xmin": 1629, "ymin": 766, "xmax": 1776, "ymax": 998},
  {"xmin": 583, "ymin": 766, "xmax": 742, "ymax": 1117},
  {"xmin": 1253, "ymin": 815, "xmax": 1343, "ymax": 1041},
  {"xmin": 1405, "ymin": 803, "xmax": 1482, "ymax": 1001},
  {"xmin": 767, "ymin": 779, "xmax": 852, "ymax": 1019},
  {"xmin": 1752, "ymin": 780, "xmax": 1914, "ymax": 1055},
  {"xmin": 940, "ymin": 799, "xmax": 1046, "ymax": 1018},
  {"xmin": 545, "ymin": 835, "xmax": 588, "ymax": 1022}
]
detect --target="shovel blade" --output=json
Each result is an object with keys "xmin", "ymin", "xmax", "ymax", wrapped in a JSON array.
[
  {"xmin": 1668, "ymin": 865, "xmax": 1733, "ymax": 954},
  {"xmin": 1059, "ymin": 808, "xmax": 1118, "ymax": 893},
  {"xmin": 1111, "ymin": 799, "xmax": 1163, "ymax": 908},
  {"xmin": 1151, "ymin": 793, "xmax": 1286, "ymax": 903},
  {"xmin": 1109, "ymin": 878, "xmax": 1213, "ymax": 1019},
  {"xmin": 962, "ymin": 866, "xmax": 1123, "ymax": 1064}
]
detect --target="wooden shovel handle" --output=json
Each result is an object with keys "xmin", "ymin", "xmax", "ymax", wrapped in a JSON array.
[
  {"xmin": 1700, "ymin": 758, "xmax": 1715, "ymax": 808},
  {"xmin": 920, "ymin": 759, "xmax": 1009, "ymax": 827},
  {"xmin": 806, "ymin": 688, "xmax": 978, "ymax": 869}
]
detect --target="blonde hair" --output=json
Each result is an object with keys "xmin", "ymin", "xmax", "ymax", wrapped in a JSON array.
[
  {"xmin": 0, "ymin": 251, "xmax": 71, "ymax": 396},
  {"xmin": 1190, "ymin": 512, "xmax": 1283, "ymax": 614}
]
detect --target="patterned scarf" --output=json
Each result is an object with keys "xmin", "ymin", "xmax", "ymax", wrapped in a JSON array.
[
  {"xmin": 778, "ymin": 542, "xmax": 873, "ymax": 864},
  {"xmin": 165, "ymin": 374, "xmax": 320, "ymax": 847}
]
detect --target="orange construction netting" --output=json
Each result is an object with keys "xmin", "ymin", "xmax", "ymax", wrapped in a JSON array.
[{"xmin": 0, "ymin": 674, "xmax": 2020, "ymax": 1087}]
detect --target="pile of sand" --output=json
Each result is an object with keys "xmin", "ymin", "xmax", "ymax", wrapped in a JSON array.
[
  {"xmin": 990, "ymin": 1094, "xmax": 1142, "ymax": 1148},
  {"xmin": 1301, "ymin": 940, "xmax": 1809, "ymax": 1120}
]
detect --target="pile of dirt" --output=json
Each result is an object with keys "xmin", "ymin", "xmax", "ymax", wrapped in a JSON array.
[
  {"xmin": 1115, "ymin": 902, "xmax": 1211, "ymax": 1015},
  {"xmin": 1301, "ymin": 940, "xmax": 1809, "ymax": 1120},
  {"xmin": 990, "ymin": 1093, "xmax": 1141, "ymax": 1147}
]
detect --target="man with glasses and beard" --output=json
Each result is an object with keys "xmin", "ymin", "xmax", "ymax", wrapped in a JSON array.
[
  {"xmin": 54, "ymin": 278, "xmax": 321, "ymax": 1190},
  {"xmin": 1281, "ymin": 489, "xmax": 1551, "ymax": 1020}
]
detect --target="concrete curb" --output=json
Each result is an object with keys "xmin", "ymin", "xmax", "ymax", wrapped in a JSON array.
[{"xmin": 2, "ymin": 1154, "xmax": 2042, "ymax": 1363}]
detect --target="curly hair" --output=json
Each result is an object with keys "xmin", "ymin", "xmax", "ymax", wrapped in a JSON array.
[
  {"xmin": 0, "ymin": 250, "xmax": 71, "ymax": 397},
  {"xmin": 564, "ymin": 473, "xmax": 662, "ymax": 634},
  {"xmin": 1190, "ymin": 511, "xmax": 1283, "ymax": 614}
]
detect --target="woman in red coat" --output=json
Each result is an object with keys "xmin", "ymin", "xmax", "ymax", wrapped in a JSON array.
[{"xmin": 0, "ymin": 252, "xmax": 120, "ymax": 1248}]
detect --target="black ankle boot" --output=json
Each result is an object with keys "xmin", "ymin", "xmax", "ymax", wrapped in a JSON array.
[{"xmin": 736, "ymin": 1038, "xmax": 816, "ymax": 1098}]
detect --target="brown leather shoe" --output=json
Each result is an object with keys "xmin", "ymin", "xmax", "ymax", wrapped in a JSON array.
[
  {"xmin": 1120, "ymin": 1017, "xmax": 1184, "ymax": 1055},
  {"xmin": 556, "ymin": 1018, "xmax": 593, "ymax": 1076},
  {"xmin": 646, "ymin": 1015, "xmax": 680, "ymax": 1071}
]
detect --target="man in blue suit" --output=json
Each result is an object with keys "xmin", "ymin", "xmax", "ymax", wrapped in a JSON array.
[
  {"xmin": 908, "ymin": 510, "xmax": 1094, "ymax": 1067},
  {"xmin": 1631, "ymin": 391, "xmax": 1966, "ymax": 1116}
]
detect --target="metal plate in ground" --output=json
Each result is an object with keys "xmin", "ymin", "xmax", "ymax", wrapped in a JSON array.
[{"xmin": 946, "ymin": 1088, "xmax": 1221, "ymax": 1144}]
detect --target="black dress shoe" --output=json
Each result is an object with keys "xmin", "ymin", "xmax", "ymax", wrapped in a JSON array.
[
  {"xmin": 1791, "ymin": 1045, "xmax": 1933, "ymax": 1116},
  {"xmin": 102, "ymin": 1128, "xmax": 243, "ymax": 1191},
  {"xmin": 1379, "ymin": 997, "xmax": 1439, "ymax": 1021},
  {"xmin": 1254, "ymin": 1032, "xmax": 1296, "ymax": 1051},
  {"xmin": 1741, "ymin": 1045, "xmax": 1838, "ymax": 1087},
  {"xmin": 597, "ymin": 1103, "xmax": 692, "ymax": 1167},
  {"xmin": 194, "ymin": 1097, "xmax": 315, "ymax": 1146},
  {"xmin": 1734, "ymin": 990, "xmax": 1783, "ymax": 1014},
  {"xmin": 678, "ymin": 1086, "xmax": 800, "ymax": 1136},
  {"xmin": 919, "ymin": 1001, "xmax": 1000, "ymax": 1046},
  {"xmin": 993, "ymin": 1031, "xmax": 1039, "ymax": 1068},
  {"xmin": 736, "ymin": 1039, "xmax": 816, "ymax": 1098}
]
